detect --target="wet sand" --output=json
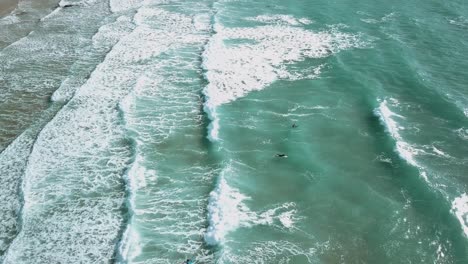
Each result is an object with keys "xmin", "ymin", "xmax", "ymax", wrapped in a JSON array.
[{"xmin": 0, "ymin": 0, "xmax": 19, "ymax": 17}]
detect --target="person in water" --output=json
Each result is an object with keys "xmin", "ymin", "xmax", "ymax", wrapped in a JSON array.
[
  {"xmin": 184, "ymin": 259, "xmax": 193, "ymax": 264},
  {"xmin": 276, "ymin": 153, "xmax": 287, "ymax": 158},
  {"xmin": 292, "ymin": 123, "xmax": 298, "ymax": 128}
]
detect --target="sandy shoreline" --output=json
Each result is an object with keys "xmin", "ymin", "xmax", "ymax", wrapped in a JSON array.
[{"xmin": 0, "ymin": 0, "xmax": 19, "ymax": 17}]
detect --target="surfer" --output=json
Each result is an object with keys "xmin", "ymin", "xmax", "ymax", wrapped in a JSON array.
[
  {"xmin": 184, "ymin": 259, "xmax": 194, "ymax": 264},
  {"xmin": 276, "ymin": 153, "xmax": 287, "ymax": 158},
  {"xmin": 292, "ymin": 123, "xmax": 298, "ymax": 128},
  {"xmin": 61, "ymin": 4, "xmax": 77, "ymax": 8}
]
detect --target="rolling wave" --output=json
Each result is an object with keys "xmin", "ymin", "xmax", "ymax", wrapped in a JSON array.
[
  {"xmin": 375, "ymin": 98, "xmax": 468, "ymax": 243},
  {"xmin": 0, "ymin": 0, "xmax": 111, "ymax": 150}
]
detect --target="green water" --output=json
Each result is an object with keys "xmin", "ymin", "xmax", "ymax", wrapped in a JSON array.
[
  {"xmin": 0, "ymin": 0, "xmax": 467, "ymax": 263},
  {"xmin": 204, "ymin": 0, "xmax": 468, "ymax": 262}
]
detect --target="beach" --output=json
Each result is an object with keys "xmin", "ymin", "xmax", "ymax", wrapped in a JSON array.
[
  {"xmin": 0, "ymin": 0, "xmax": 18, "ymax": 17},
  {"xmin": 1, "ymin": 0, "xmax": 467, "ymax": 263}
]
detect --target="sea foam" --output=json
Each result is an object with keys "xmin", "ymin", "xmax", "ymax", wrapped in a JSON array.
[
  {"xmin": 375, "ymin": 99, "xmax": 426, "ymax": 177},
  {"xmin": 202, "ymin": 17, "xmax": 363, "ymax": 141},
  {"xmin": 246, "ymin": 14, "xmax": 314, "ymax": 26},
  {"xmin": 111, "ymin": 4, "xmax": 215, "ymax": 262},
  {"xmin": 452, "ymin": 194, "xmax": 468, "ymax": 237},
  {"xmin": 205, "ymin": 175, "xmax": 250, "ymax": 245},
  {"xmin": 0, "ymin": 104, "xmax": 58, "ymax": 257},
  {"xmin": 205, "ymin": 165, "xmax": 299, "ymax": 246},
  {"xmin": 110, "ymin": 0, "xmax": 144, "ymax": 13},
  {"xmin": 3, "ymin": 3, "xmax": 200, "ymax": 262},
  {"xmin": 51, "ymin": 16, "xmax": 135, "ymax": 103}
]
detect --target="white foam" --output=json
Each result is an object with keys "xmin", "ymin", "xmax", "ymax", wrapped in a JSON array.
[
  {"xmin": 0, "ymin": 125, "xmax": 42, "ymax": 254},
  {"xmin": 117, "ymin": 88, "xmax": 158, "ymax": 263},
  {"xmin": 420, "ymin": 171, "xmax": 429, "ymax": 182},
  {"xmin": 205, "ymin": 166, "xmax": 298, "ymax": 246},
  {"xmin": 92, "ymin": 15, "xmax": 135, "ymax": 48},
  {"xmin": 432, "ymin": 146, "xmax": 450, "ymax": 158},
  {"xmin": 39, "ymin": 6, "xmax": 62, "ymax": 21},
  {"xmin": 455, "ymin": 127, "xmax": 468, "ymax": 140},
  {"xmin": 374, "ymin": 153, "xmax": 393, "ymax": 164},
  {"xmin": 298, "ymin": 18, "xmax": 314, "ymax": 25},
  {"xmin": 451, "ymin": 194, "xmax": 468, "ymax": 237},
  {"xmin": 1, "ymin": 0, "xmax": 112, "ymax": 109},
  {"xmin": 259, "ymin": 203, "xmax": 298, "ymax": 229},
  {"xmin": 203, "ymin": 23, "xmax": 362, "ymax": 108},
  {"xmin": 126, "ymin": 153, "xmax": 155, "ymax": 193},
  {"xmin": 193, "ymin": 13, "xmax": 211, "ymax": 31},
  {"xmin": 360, "ymin": 13, "xmax": 396, "ymax": 24},
  {"xmin": 50, "ymin": 78, "xmax": 78, "ymax": 102},
  {"xmin": 204, "ymin": 105, "xmax": 221, "ymax": 141},
  {"xmin": 436, "ymin": 243, "xmax": 446, "ymax": 261},
  {"xmin": 247, "ymin": 15, "xmax": 313, "ymax": 26},
  {"xmin": 109, "ymin": 5, "xmax": 214, "ymax": 262},
  {"xmin": 375, "ymin": 99, "xmax": 428, "ymax": 181},
  {"xmin": 202, "ymin": 19, "xmax": 363, "ymax": 141},
  {"xmin": 448, "ymin": 16, "xmax": 468, "ymax": 28},
  {"xmin": 117, "ymin": 151, "xmax": 151, "ymax": 263},
  {"xmin": 110, "ymin": 0, "xmax": 143, "ymax": 13},
  {"xmin": 278, "ymin": 211, "xmax": 295, "ymax": 228},
  {"xmin": 0, "ymin": 13, "xmax": 20, "ymax": 25},
  {"xmin": 395, "ymin": 141, "xmax": 420, "ymax": 167},
  {"xmin": 118, "ymin": 226, "xmax": 142, "ymax": 263},
  {"xmin": 219, "ymin": 240, "xmax": 318, "ymax": 263},
  {"xmin": 203, "ymin": 26, "xmax": 359, "ymax": 99},
  {"xmin": 3, "ymin": 4, "xmax": 208, "ymax": 262},
  {"xmin": 59, "ymin": 0, "xmax": 100, "ymax": 8},
  {"xmin": 205, "ymin": 173, "xmax": 251, "ymax": 245},
  {"xmin": 375, "ymin": 99, "xmax": 404, "ymax": 139},
  {"xmin": 51, "ymin": 15, "xmax": 136, "ymax": 103}
]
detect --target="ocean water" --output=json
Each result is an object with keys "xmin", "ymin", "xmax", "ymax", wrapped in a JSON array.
[{"xmin": 0, "ymin": 0, "xmax": 467, "ymax": 263}]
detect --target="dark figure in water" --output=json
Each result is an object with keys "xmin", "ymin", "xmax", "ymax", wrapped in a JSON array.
[
  {"xmin": 276, "ymin": 153, "xmax": 287, "ymax": 158},
  {"xmin": 184, "ymin": 259, "xmax": 193, "ymax": 264},
  {"xmin": 292, "ymin": 123, "xmax": 298, "ymax": 128}
]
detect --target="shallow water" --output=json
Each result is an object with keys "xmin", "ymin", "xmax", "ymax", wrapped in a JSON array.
[{"xmin": 0, "ymin": 0, "xmax": 467, "ymax": 263}]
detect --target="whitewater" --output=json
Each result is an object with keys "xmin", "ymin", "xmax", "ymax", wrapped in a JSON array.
[{"xmin": 1, "ymin": 0, "xmax": 468, "ymax": 263}]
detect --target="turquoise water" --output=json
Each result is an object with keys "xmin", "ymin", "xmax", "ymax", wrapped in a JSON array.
[{"xmin": 1, "ymin": 0, "xmax": 467, "ymax": 263}]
